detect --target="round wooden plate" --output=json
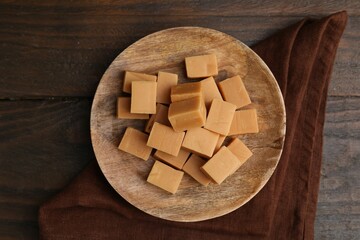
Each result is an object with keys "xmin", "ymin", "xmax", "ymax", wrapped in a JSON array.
[{"xmin": 91, "ymin": 27, "xmax": 286, "ymax": 222}]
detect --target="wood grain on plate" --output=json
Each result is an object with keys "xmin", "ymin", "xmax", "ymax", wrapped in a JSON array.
[{"xmin": 90, "ymin": 27, "xmax": 286, "ymax": 221}]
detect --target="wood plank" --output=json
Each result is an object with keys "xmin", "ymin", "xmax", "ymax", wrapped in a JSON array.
[
  {"xmin": 0, "ymin": 97, "xmax": 359, "ymax": 238},
  {"xmin": 0, "ymin": 100, "xmax": 93, "ymax": 240},
  {"xmin": 315, "ymin": 96, "xmax": 360, "ymax": 239},
  {"xmin": 1, "ymin": 0, "xmax": 359, "ymax": 16},
  {"xmin": 0, "ymin": 100, "xmax": 93, "ymax": 190},
  {"xmin": 0, "ymin": 222, "xmax": 38, "ymax": 240},
  {"xmin": 0, "ymin": 15, "xmax": 358, "ymax": 97}
]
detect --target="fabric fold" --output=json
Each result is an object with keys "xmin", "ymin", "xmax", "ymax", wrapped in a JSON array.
[{"xmin": 39, "ymin": 11, "xmax": 348, "ymax": 240}]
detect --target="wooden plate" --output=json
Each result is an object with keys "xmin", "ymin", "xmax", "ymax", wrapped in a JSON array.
[{"xmin": 90, "ymin": 27, "xmax": 286, "ymax": 222}]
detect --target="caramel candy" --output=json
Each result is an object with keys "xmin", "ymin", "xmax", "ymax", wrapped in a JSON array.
[
  {"xmin": 117, "ymin": 97, "xmax": 149, "ymax": 119},
  {"xmin": 215, "ymin": 135, "xmax": 226, "ymax": 152},
  {"xmin": 147, "ymin": 122, "xmax": 185, "ymax": 156},
  {"xmin": 168, "ymin": 96, "xmax": 206, "ymax": 132},
  {"xmin": 145, "ymin": 104, "xmax": 171, "ymax": 133},
  {"xmin": 182, "ymin": 127, "xmax": 219, "ymax": 158},
  {"xmin": 185, "ymin": 54, "xmax": 218, "ymax": 78},
  {"xmin": 131, "ymin": 81, "xmax": 157, "ymax": 114},
  {"xmin": 229, "ymin": 109, "xmax": 259, "ymax": 135},
  {"xmin": 170, "ymin": 82, "xmax": 202, "ymax": 103},
  {"xmin": 227, "ymin": 138, "xmax": 253, "ymax": 167},
  {"xmin": 183, "ymin": 155, "xmax": 212, "ymax": 186},
  {"xmin": 200, "ymin": 77, "xmax": 223, "ymax": 109},
  {"xmin": 157, "ymin": 71, "xmax": 178, "ymax": 104},
  {"xmin": 123, "ymin": 71, "xmax": 157, "ymax": 93},
  {"xmin": 147, "ymin": 160, "xmax": 184, "ymax": 194},
  {"xmin": 118, "ymin": 127, "xmax": 152, "ymax": 161},
  {"xmin": 204, "ymin": 99, "xmax": 236, "ymax": 136},
  {"xmin": 201, "ymin": 146, "xmax": 241, "ymax": 184},
  {"xmin": 153, "ymin": 149, "xmax": 190, "ymax": 170},
  {"xmin": 218, "ymin": 75, "xmax": 251, "ymax": 109}
]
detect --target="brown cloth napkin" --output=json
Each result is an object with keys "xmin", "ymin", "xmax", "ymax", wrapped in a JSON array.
[{"xmin": 39, "ymin": 11, "xmax": 348, "ymax": 240}]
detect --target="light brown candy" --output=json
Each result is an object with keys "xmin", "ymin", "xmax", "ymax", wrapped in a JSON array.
[
  {"xmin": 183, "ymin": 155, "xmax": 212, "ymax": 186},
  {"xmin": 227, "ymin": 138, "xmax": 253, "ymax": 167},
  {"xmin": 204, "ymin": 99, "xmax": 236, "ymax": 136},
  {"xmin": 170, "ymin": 82, "xmax": 202, "ymax": 103},
  {"xmin": 215, "ymin": 135, "xmax": 226, "ymax": 153},
  {"xmin": 147, "ymin": 160, "xmax": 184, "ymax": 194},
  {"xmin": 147, "ymin": 122, "xmax": 185, "ymax": 156},
  {"xmin": 118, "ymin": 127, "xmax": 152, "ymax": 161},
  {"xmin": 182, "ymin": 127, "xmax": 219, "ymax": 158},
  {"xmin": 131, "ymin": 81, "xmax": 157, "ymax": 114},
  {"xmin": 218, "ymin": 75, "xmax": 251, "ymax": 109},
  {"xmin": 185, "ymin": 54, "xmax": 218, "ymax": 78},
  {"xmin": 145, "ymin": 104, "xmax": 171, "ymax": 133},
  {"xmin": 156, "ymin": 71, "xmax": 178, "ymax": 104},
  {"xmin": 153, "ymin": 149, "xmax": 190, "ymax": 170},
  {"xmin": 123, "ymin": 71, "xmax": 157, "ymax": 93},
  {"xmin": 200, "ymin": 76, "xmax": 223, "ymax": 109},
  {"xmin": 228, "ymin": 109, "xmax": 259, "ymax": 135},
  {"xmin": 117, "ymin": 97, "xmax": 149, "ymax": 119},
  {"xmin": 201, "ymin": 146, "xmax": 241, "ymax": 184},
  {"xmin": 168, "ymin": 96, "xmax": 207, "ymax": 132}
]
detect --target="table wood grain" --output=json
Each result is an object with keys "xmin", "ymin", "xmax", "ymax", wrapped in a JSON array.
[{"xmin": 0, "ymin": 1, "xmax": 359, "ymax": 239}]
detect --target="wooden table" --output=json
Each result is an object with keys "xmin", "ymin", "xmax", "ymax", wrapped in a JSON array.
[{"xmin": 0, "ymin": 1, "xmax": 359, "ymax": 239}]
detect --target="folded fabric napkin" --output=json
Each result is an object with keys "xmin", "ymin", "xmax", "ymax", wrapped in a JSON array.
[{"xmin": 39, "ymin": 11, "xmax": 347, "ymax": 240}]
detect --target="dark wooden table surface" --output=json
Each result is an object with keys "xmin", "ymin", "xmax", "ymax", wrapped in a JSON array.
[{"xmin": 0, "ymin": 1, "xmax": 359, "ymax": 239}]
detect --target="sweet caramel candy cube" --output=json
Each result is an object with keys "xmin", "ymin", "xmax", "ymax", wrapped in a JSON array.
[
  {"xmin": 227, "ymin": 138, "xmax": 253, "ymax": 167},
  {"xmin": 131, "ymin": 81, "xmax": 157, "ymax": 114},
  {"xmin": 147, "ymin": 160, "xmax": 184, "ymax": 194},
  {"xmin": 218, "ymin": 75, "xmax": 251, "ymax": 109},
  {"xmin": 229, "ymin": 109, "xmax": 259, "ymax": 135},
  {"xmin": 200, "ymin": 76, "xmax": 223, "ymax": 109},
  {"xmin": 215, "ymin": 135, "xmax": 226, "ymax": 152},
  {"xmin": 201, "ymin": 146, "xmax": 241, "ymax": 184},
  {"xmin": 147, "ymin": 122, "xmax": 185, "ymax": 156},
  {"xmin": 123, "ymin": 71, "xmax": 157, "ymax": 93},
  {"xmin": 168, "ymin": 96, "xmax": 207, "ymax": 132},
  {"xmin": 182, "ymin": 127, "xmax": 219, "ymax": 158},
  {"xmin": 170, "ymin": 82, "xmax": 202, "ymax": 103},
  {"xmin": 156, "ymin": 71, "xmax": 178, "ymax": 104},
  {"xmin": 153, "ymin": 149, "xmax": 190, "ymax": 170},
  {"xmin": 117, "ymin": 97, "xmax": 149, "ymax": 119},
  {"xmin": 145, "ymin": 104, "xmax": 171, "ymax": 133},
  {"xmin": 185, "ymin": 54, "xmax": 218, "ymax": 78},
  {"xmin": 204, "ymin": 99, "xmax": 236, "ymax": 136},
  {"xmin": 183, "ymin": 154, "xmax": 212, "ymax": 186},
  {"xmin": 118, "ymin": 127, "xmax": 152, "ymax": 161}
]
